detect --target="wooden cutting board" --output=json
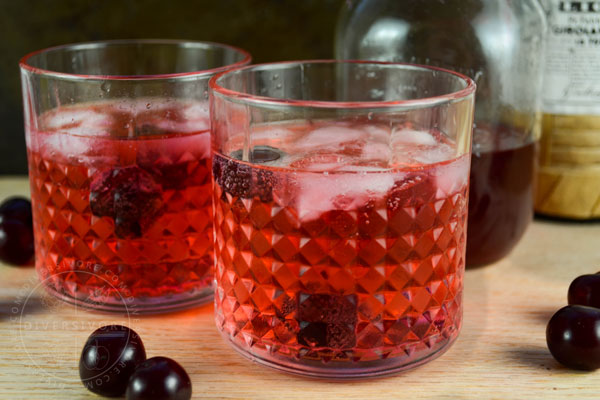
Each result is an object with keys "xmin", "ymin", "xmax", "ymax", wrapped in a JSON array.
[{"xmin": 0, "ymin": 176, "xmax": 599, "ymax": 399}]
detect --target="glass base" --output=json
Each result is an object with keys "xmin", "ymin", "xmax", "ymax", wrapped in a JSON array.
[
  {"xmin": 41, "ymin": 282, "xmax": 214, "ymax": 314},
  {"xmin": 218, "ymin": 329, "xmax": 458, "ymax": 379}
]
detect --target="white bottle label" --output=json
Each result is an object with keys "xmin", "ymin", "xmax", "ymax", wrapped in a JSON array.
[{"xmin": 542, "ymin": 0, "xmax": 600, "ymax": 115}]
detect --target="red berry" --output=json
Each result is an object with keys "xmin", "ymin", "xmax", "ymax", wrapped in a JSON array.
[
  {"xmin": 89, "ymin": 166, "xmax": 163, "ymax": 238},
  {"xmin": 297, "ymin": 294, "xmax": 357, "ymax": 349},
  {"xmin": 213, "ymin": 147, "xmax": 280, "ymax": 202}
]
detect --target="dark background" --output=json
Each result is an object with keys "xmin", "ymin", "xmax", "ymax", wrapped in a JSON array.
[{"xmin": 0, "ymin": 0, "xmax": 344, "ymax": 174}]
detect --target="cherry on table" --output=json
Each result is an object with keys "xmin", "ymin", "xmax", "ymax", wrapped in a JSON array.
[
  {"xmin": 0, "ymin": 219, "xmax": 34, "ymax": 265},
  {"xmin": 546, "ymin": 305, "xmax": 600, "ymax": 370},
  {"xmin": 126, "ymin": 356, "xmax": 191, "ymax": 400},
  {"xmin": 0, "ymin": 196, "xmax": 33, "ymax": 226},
  {"xmin": 568, "ymin": 273, "xmax": 600, "ymax": 309},
  {"xmin": 79, "ymin": 325, "xmax": 146, "ymax": 397}
]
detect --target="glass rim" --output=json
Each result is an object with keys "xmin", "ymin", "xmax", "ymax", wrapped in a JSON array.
[
  {"xmin": 209, "ymin": 59, "xmax": 476, "ymax": 109},
  {"xmin": 19, "ymin": 39, "xmax": 252, "ymax": 81}
]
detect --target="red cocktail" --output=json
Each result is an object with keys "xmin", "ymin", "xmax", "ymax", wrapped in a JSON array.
[
  {"xmin": 214, "ymin": 120, "xmax": 469, "ymax": 366},
  {"xmin": 20, "ymin": 40, "xmax": 250, "ymax": 312},
  {"xmin": 28, "ymin": 101, "xmax": 212, "ymax": 307},
  {"xmin": 210, "ymin": 61, "xmax": 475, "ymax": 377}
]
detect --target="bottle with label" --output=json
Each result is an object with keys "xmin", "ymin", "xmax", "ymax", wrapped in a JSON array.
[
  {"xmin": 335, "ymin": 0, "xmax": 547, "ymax": 266},
  {"xmin": 536, "ymin": 0, "xmax": 600, "ymax": 219}
]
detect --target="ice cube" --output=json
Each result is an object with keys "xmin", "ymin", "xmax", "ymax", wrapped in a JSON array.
[
  {"xmin": 37, "ymin": 131, "xmax": 95, "ymax": 161},
  {"xmin": 435, "ymin": 154, "xmax": 470, "ymax": 196},
  {"xmin": 360, "ymin": 142, "xmax": 392, "ymax": 166},
  {"xmin": 291, "ymin": 168, "xmax": 396, "ymax": 222},
  {"xmin": 131, "ymin": 99, "xmax": 211, "ymax": 136},
  {"xmin": 413, "ymin": 143, "xmax": 455, "ymax": 164},
  {"xmin": 252, "ymin": 125, "xmax": 297, "ymax": 144},
  {"xmin": 288, "ymin": 154, "xmax": 347, "ymax": 171},
  {"xmin": 44, "ymin": 108, "xmax": 110, "ymax": 138},
  {"xmin": 293, "ymin": 125, "xmax": 367, "ymax": 154},
  {"xmin": 181, "ymin": 101, "xmax": 209, "ymax": 122},
  {"xmin": 364, "ymin": 124, "xmax": 391, "ymax": 142},
  {"xmin": 390, "ymin": 127, "xmax": 456, "ymax": 165},
  {"xmin": 391, "ymin": 128, "xmax": 438, "ymax": 146}
]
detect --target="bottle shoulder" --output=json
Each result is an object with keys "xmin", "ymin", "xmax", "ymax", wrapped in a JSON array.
[{"xmin": 336, "ymin": 0, "xmax": 546, "ymax": 63}]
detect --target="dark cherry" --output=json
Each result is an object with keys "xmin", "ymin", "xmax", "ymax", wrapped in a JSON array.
[
  {"xmin": 126, "ymin": 357, "xmax": 192, "ymax": 400},
  {"xmin": 546, "ymin": 305, "xmax": 600, "ymax": 370},
  {"xmin": 0, "ymin": 219, "xmax": 34, "ymax": 265},
  {"xmin": 568, "ymin": 273, "xmax": 600, "ymax": 309},
  {"xmin": 0, "ymin": 196, "xmax": 33, "ymax": 226},
  {"xmin": 79, "ymin": 325, "xmax": 146, "ymax": 397}
]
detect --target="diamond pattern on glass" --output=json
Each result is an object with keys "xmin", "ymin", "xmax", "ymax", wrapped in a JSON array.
[
  {"xmin": 214, "ymin": 153, "xmax": 468, "ymax": 365},
  {"xmin": 28, "ymin": 130, "xmax": 213, "ymax": 307}
]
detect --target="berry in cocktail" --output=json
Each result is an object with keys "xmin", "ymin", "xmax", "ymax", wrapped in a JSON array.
[
  {"xmin": 27, "ymin": 100, "xmax": 214, "ymax": 311},
  {"xmin": 213, "ymin": 119, "xmax": 469, "ymax": 374}
]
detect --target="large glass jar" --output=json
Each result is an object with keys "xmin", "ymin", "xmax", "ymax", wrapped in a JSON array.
[{"xmin": 336, "ymin": 0, "xmax": 547, "ymax": 266}]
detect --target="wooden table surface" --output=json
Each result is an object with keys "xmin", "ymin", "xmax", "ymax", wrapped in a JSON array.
[{"xmin": 0, "ymin": 176, "xmax": 599, "ymax": 399}]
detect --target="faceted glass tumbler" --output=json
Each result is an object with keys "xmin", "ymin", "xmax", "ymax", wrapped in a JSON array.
[
  {"xmin": 210, "ymin": 61, "xmax": 475, "ymax": 378},
  {"xmin": 20, "ymin": 40, "xmax": 251, "ymax": 313}
]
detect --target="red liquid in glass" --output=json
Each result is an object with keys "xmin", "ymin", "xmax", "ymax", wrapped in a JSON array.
[
  {"xmin": 213, "ymin": 121, "xmax": 469, "ymax": 367},
  {"xmin": 27, "ymin": 102, "xmax": 213, "ymax": 310},
  {"xmin": 466, "ymin": 125, "xmax": 536, "ymax": 266}
]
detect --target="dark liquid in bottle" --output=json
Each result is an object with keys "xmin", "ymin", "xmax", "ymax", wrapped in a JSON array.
[{"xmin": 466, "ymin": 125, "xmax": 537, "ymax": 267}]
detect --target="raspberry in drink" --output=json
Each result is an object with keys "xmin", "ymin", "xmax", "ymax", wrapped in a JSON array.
[
  {"xmin": 27, "ymin": 100, "xmax": 214, "ymax": 310},
  {"xmin": 213, "ymin": 119, "xmax": 469, "ymax": 373}
]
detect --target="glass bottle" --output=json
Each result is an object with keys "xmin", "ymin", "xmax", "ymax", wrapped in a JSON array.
[
  {"xmin": 336, "ymin": 0, "xmax": 547, "ymax": 266},
  {"xmin": 536, "ymin": 0, "xmax": 600, "ymax": 220}
]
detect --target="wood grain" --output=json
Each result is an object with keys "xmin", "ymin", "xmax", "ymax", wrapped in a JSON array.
[{"xmin": 1, "ymin": 176, "xmax": 599, "ymax": 399}]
